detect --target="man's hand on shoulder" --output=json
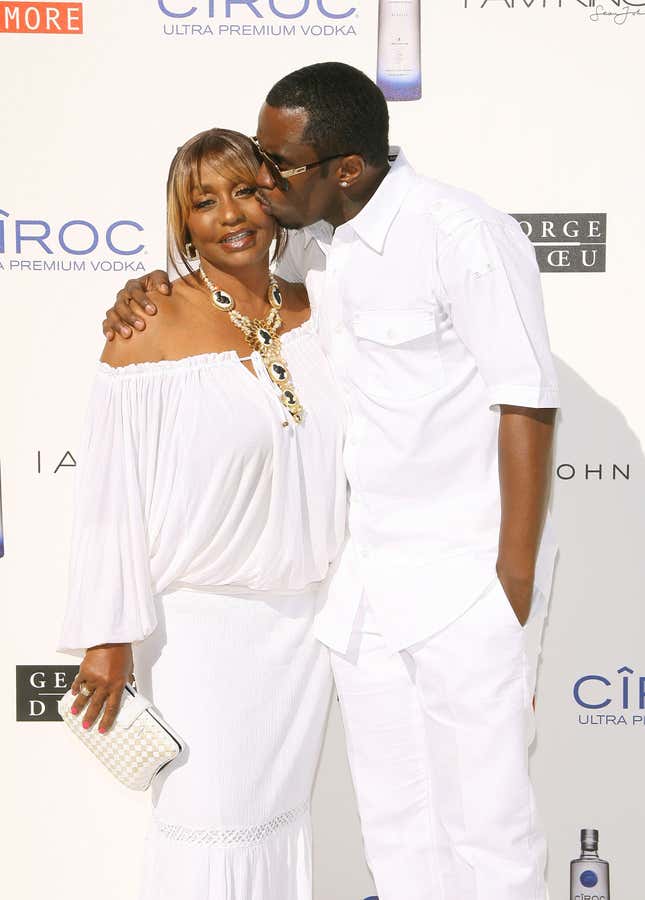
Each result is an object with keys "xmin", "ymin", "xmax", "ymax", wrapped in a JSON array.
[
  {"xmin": 100, "ymin": 288, "xmax": 169, "ymax": 368},
  {"xmin": 102, "ymin": 269, "xmax": 171, "ymax": 341}
]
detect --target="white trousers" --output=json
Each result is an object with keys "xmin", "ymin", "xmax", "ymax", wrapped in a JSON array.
[{"xmin": 330, "ymin": 575, "xmax": 549, "ymax": 900}]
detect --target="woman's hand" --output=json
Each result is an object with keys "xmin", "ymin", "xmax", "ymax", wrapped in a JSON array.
[{"xmin": 70, "ymin": 643, "xmax": 135, "ymax": 734}]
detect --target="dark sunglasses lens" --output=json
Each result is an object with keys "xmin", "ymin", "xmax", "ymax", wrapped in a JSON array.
[
  {"xmin": 251, "ymin": 142, "xmax": 266, "ymax": 167},
  {"xmin": 251, "ymin": 141, "xmax": 288, "ymax": 190},
  {"xmin": 265, "ymin": 161, "xmax": 288, "ymax": 190},
  {"xmin": 253, "ymin": 145, "xmax": 276, "ymax": 173}
]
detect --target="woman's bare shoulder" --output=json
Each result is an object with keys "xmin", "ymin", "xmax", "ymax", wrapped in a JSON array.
[{"xmin": 99, "ymin": 282, "xmax": 185, "ymax": 368}]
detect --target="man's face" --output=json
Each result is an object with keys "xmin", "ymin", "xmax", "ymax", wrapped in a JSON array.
[{"xmin": 254, "ymin": 103, "xmax": 342, "ymax": 230}]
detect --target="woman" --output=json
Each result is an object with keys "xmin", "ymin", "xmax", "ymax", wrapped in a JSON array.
[{"xmin": 56, "ymin": 128, "xmax": 347, "ymax": 900}]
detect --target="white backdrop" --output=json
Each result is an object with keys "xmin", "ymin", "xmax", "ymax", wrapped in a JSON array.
[{"xmin": 2, "ymin": 2, "xmax": 644, "ymax": 898}]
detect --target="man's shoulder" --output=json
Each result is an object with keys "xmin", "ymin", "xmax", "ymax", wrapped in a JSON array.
[
  {"xmin": 279, "ymin": 227, "xmax": 310, "ymax": 253},
  {"xmin": 274, "ymin": 226, "xmax": 325, "ymax": 283},
  {"xmin": 402, "ymin": 173, "xmax": 538, "ymax": 278},
  {"xmin": 404, "ymin": 172, "xmax": 514, "ymax": 237}
]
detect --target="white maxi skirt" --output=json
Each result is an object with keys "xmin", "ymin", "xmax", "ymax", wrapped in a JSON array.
[{"xmin": 131, "ymin": 585, "xmax": 333, "ymax": 900}]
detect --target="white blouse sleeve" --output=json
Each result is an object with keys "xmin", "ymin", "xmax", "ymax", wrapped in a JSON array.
[{"xmin": 56, "ymin": 367, "xmax": 159, "ymax": 657}]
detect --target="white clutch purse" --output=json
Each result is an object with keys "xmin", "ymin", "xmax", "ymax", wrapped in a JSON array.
[{"xmin": 58, "ymin": 681, "xmax": 185, "ymax": 791}]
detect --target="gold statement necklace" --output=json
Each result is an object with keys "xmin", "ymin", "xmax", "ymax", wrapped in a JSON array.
[{"xmin": 198, "ymin": 265, "xmax": 304, "ymax": 424}]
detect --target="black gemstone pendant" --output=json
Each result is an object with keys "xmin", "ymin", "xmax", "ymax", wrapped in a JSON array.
[
  {"xmin": 270, "ymin": 363, "xmax": 288, "ymax": 382},
  {"xmin": 214, "ymin": 290, "xmax": 233, "ymax": 311},
  {"xmin": 271, "ymin": 285, "xmax": 283, "ymax": 309},
  {"xmin": 257, "ymin": 327, "xmax": 272, "ymax": 346}
]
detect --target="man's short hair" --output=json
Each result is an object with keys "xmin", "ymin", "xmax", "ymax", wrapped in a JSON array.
[{"xmin": 266, "ymin": 62, "xmax": 390, "ymax": 168}]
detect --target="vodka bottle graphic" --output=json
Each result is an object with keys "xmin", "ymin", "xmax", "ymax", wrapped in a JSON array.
[
  {"xmin": 377, "ymin": 0, "xmax": 421, "ymax": 102},
  {"xmin": 570, "ymin": 829, "xmax": 610, "ymax": 900}
]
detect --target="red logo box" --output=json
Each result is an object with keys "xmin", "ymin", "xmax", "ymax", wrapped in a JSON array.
[{"xmin": 0, "ymin": 2, "xmax": 83, "ymax": 34}]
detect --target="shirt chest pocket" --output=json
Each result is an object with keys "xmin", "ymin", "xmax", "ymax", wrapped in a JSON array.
[{"xmin": 350, "ymin": 308, "xmax": 445, "ymax": 402}]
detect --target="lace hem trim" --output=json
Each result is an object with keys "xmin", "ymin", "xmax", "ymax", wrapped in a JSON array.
[{"xmin": 153, "ymin": 800, "xmax": 310, "ymax": 847}]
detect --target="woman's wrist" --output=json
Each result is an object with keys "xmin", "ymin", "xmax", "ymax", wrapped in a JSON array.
[{"xmin": 86, "ymin": 641, "xmax": 131, "ymax": 650}]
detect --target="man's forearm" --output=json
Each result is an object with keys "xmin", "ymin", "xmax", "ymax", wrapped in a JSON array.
[{"xmin": 496, "ymin": 405, "xmax": 556, "ymax": 621}]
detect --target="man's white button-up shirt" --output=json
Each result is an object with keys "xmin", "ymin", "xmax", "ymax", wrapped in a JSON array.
[{"xmin": 276, "ymin": 149, "xmax": 560, "ymax": 654}]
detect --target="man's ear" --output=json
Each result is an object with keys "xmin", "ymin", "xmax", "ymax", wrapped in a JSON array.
[{"xmin": 336, "ymin": 154, "xmax": 365, "ymax": 189}]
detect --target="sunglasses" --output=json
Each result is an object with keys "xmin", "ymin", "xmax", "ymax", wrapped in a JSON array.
[{"xmin": 250, "ymin": 136, "xmax": 356, "ymax": 189}]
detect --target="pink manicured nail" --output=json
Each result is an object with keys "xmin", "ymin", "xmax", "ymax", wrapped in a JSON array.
[
  {"xmin": 82, "ymin": 720, "xmax": 90, "ymax": 729},
  {"xmin": 99, "ymin": 726, "xmax": 106, "ymax": 734},
  {"xmin": 71, "ymin": 707, "xmax": 78, "ymax": 715}
]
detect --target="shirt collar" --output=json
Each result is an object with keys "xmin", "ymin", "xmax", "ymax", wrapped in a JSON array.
[
  {"xmin": 302, "ymin": 219, "xmax": 333, "ymax": 247},
  {"xmin": 302, "ymin": 146, "xmax": 415, "ymax": 253}
]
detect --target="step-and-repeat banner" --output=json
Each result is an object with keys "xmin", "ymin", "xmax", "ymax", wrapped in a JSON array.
[{"xmin": 2, "ymin": 2, "xmax": 644, "ymax": 898}]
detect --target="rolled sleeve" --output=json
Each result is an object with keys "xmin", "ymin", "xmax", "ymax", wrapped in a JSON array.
[{"xmin": 439, "ymin": 215, "xmax": 560, "ymax": 410}]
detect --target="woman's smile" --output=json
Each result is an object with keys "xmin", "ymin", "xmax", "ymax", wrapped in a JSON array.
[{"xmin": 218, "ymin": 228, "xmax": 257, "ymax": 252}]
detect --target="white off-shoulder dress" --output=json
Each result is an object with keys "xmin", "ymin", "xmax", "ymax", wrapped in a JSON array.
[{"xmin": 57, "ymin": 317, "xmax": 347, "ymax": 900}]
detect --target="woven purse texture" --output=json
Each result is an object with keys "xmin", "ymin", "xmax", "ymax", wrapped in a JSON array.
[{"xmin": 58, "ymin": 682, "xmax": 184, "ymax": 791}]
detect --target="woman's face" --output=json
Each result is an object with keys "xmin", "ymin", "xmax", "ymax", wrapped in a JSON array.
[{"xmin": 186, "ymin": 160, "xmax": 275, "ymax": 272}]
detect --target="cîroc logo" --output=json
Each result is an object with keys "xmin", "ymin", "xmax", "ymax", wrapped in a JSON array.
[
  {"xmin": 0, "ymin": 209, "xmax": 146, "ymax": 273},
  {"xmin": 158, "ymin": 0, "xmax": 356, "ymax": 17},
  {"xmin": 158, "ymin": 0, "xmax": 359, "ymax": 37},
  {"xmin": 574, "ymin": 665, "xmax": 645, "ymax": 726}
]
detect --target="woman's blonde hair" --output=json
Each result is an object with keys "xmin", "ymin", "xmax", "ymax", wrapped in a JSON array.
[{"xmin": 167, "ymin": 127, "xmax": 286, "ymax": 275}]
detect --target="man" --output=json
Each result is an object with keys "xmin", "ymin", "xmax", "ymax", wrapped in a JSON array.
[{"xmin": 103, "ymin": 63, "xmax": 559, "ymax": 900}]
